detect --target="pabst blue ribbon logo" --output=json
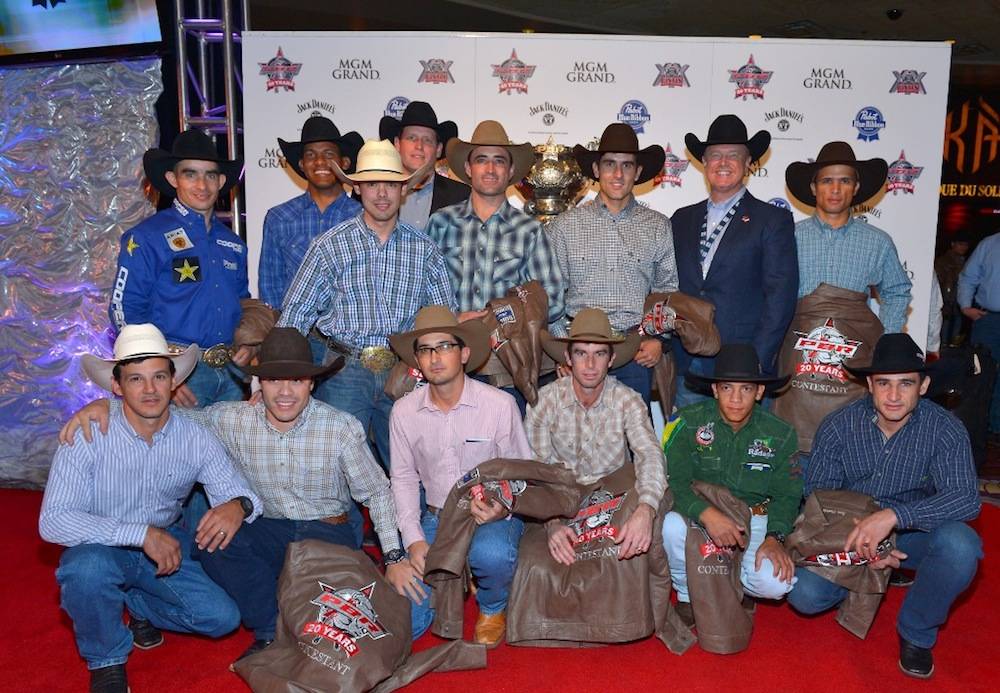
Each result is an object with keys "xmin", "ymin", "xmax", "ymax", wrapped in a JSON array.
[
  {"xmin": 729, "ymin": 54, "xmax": 773, "ymax": 100},
  {"xmin": 768, "ymin": 197, "xmax": 791, "ymax": 210},
  {"xmin": 384, "ymin": 96, "xmax": 410, "ymax": 119},
  {"xmin": 418, "ymin": 59, "xmax": 455, "ymax": 84},
  {"xmin": 886, "ymin": 150, "xmax": 923, "ymax": 194},
  {"xmin": 303, "ymin": 581, "xmax": 389, "ymax": 657},
  {"xmin": 793, "ymin": 318, "xmax": 862, "ymax": 382},
  {"xmin": 258, "ymin": 47, "xmax": 302, "ymax": 92},
  {"xmin": 654, "ymin": 143, "xmax": 689, "ymax": 188},
  {"xmin": 492, "ymin": 49, "xmax": 536, "ymax": 94},
  {"xmin": 890, "ymin": 69, "xmax": 927, "ymax": 95},
  {"xmin": 653, "ymin": 62, "xmax": 690, "ymax": 88},
  {"xmin": 853, "ymin": 106, "xmax": 886, "ymax": 142},
  {"xmin": 617, "ymin": 100, "xmax": 651, "ymax": 133},
  {"xmin": 567, "ymin": 490, "xmax": 627, "ymax": 546}
]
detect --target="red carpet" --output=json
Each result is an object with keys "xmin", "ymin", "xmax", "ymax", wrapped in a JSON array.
[{"xmin": 3, "ymin": 488, "xmax": 995, "ymax": 692}]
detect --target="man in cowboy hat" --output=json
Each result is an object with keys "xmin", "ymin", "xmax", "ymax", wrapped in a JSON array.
[
  {"xmin": 277, "ymin": 140, "xmax": 456, "ymax": 471},
  {"xmin": 41, "ymin": 324, "xmax": 261, "ymax": 693},
  {"xmin": 660, "ymin": 344, "xmax": 801, "ymax": 623},
  {"xmin": 258, "ymin": 116, "xmax": 363, "ymax": 313},
  {"xmin": 672, "ymin": 115, "xmax": 798, "ymax": 407},
  {"xmin": 527, "ymin": 308, "xmax": 666, "ymax": 566},
  {"xmin": 388, "ymin": 306, "xmax": 533, "ymax": 646},
  {"xmin": 789, "ymin": 333, "xmax": 981, "ymax": 679},
  {"xmin": 60, "ymin": 327, "xmax": 415, "ymax": 662},
  {"xmin": 547, "ymin": 123, "xmax": 677, "ymax": 405},
  {"xmin": 111, "ymin": 129, "xmax": 251, "ymax": 408},
  {"xmin": 379, "ymin": 100, "xmax": 470, "ymax": 230}
]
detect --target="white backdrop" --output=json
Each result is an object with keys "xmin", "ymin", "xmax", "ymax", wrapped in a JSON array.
[{"xmin": 242, "ymin": 31, "xmax": 950, "ymax": 348}]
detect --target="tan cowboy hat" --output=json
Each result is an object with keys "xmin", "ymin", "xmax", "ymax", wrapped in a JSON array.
[
  {"xmin": 573, "ymin": 123, "xmax": 666, "ymax": 185},
  {"xmin": 389, "ymin": 305, "xmax": 491, "ymax": 372},
  {"xmin": 330, "ymin": 139, "xmax": 433, "ymax": 190},
  {"xmin": 81, "ymin": 324, "xmax": 200, "ymax": 393},
  {"xmin": 542, "ymin": 308, "xmax": 641, "ymax": 365},
  {"xmin": 243, "ymin": 327, "xmax": 344, "ymax": 380},
  {"xmin": 445, "ymin": 120, "xmax": 535, "ymax": 186},
  {"xmin": 785, "ymin": 141, "xmax": 888, "ymax": 208}
]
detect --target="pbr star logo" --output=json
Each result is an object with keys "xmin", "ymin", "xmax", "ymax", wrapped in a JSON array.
[
  {"xmin": 729, "ymin": 54, "xmax": 772, "ymax": 100},
  {"xmin": 302, "ymin": 581, "xmax": 389, "ymax": 657},
  {"xmin": 384, "ymin": 96, "xmax": 410, "ymax": 119},
  {"xmin": 768, "ymin": 197, "xmax": 791, "ymax": 210},
  {"xmin": 887, "ymin": 150, "xmax": 923, "ymax": 194},
  {"xmin": 890, "ymin": 69, "xmax": 927, "ymax": 95},
  {"xmin": 852, "ymin": 106, "xmax": 886, "ymax": 142},
  {"xmin": 469, "ymin": 479, "xmax": 528, "ymax": 511},
  {"xmin": 652, "ymin": 62, "xmax": 690, "ymax": 88},
  {"xmin": 654, "ymin": 143, "xmax": 689, "ymax": 188},
  {"xmin": 567, "ymin": 490, "xmax": 627, "ymax": 546},
  {"xmin": 793, "ymin": 318, "xmax": 862, "ymax": 382},
  {"xmin": 258, "ymin": 47, "xmax": 302, "ymax": 92},
  {"xmin": 617, "ymin": 100, "xmax": 651, "ymax": 133},
  {"xmin": 492, "ymin": 49, "xmax": 536, "ymax": 94},
  {"xmin": 418, "ymin": 59, "xmax": 455, "ymax": 84},
  {"xmin": 695, "ymin": 422, "xmax": 715, "ymax": 446}
]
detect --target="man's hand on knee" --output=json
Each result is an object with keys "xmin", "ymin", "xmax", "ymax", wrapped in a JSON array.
[
  {"xmin": 845, "ymin": 508, "xmax": 898, "ymax": 561},
  {"xmin": 755, "ymin": 536, "xmax": 795, "ymax": 583},
  {"xmin": 871, "ymin": 548, "xmax": 908, "ymax": 570},
  {"xmin": 699, "ymin": 506, "xmax": 747, "ymax": 549},
  {"xmin": 143, "ymin": 526, "xmax": 182, "ymax": 576},
  {"xmin": 469, "ymin": 497, "xmax": 507, "ymax": 525},
  {"xmin": 195, "ymin": 499, "xmax": 245, "ymax": 553},
  {"xmin": 547, "ymin": 523, "xmax": 577, "ymax": 565},
  {"xmin": 386, "ymin": 558, "xmax": 428, "ymax": 603},
  {"xmin": 614, "ymin": 504, "xmax": 654, "ymax": 560}
]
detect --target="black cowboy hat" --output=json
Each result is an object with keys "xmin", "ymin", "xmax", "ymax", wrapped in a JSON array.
[
  {"xmin": 277, "ymin": 116, "xmax": 364, "ymax": 180},
  {"xmin": 685, "ymin": 114, "xmax": 771, "ymax": 163},
  {"xmin": 685, "ymin": 343, "xmax": 789, "ymax": 393},
  {"xmin": 243, "ymin": 327, "xmax": 345, "ymax": 380},
  {"xmin": 143, "ymin": 129, "xmax": 243, "ymax": 197},
  {"xmin": 844, "ymin": 333, "xmax": 928, "ymax": 378},
  {"xmin": 573, "ymin": 123, "xmax": 666, "ymax": 185},
  {"xmin": 785, "ymin": 141, "xmax": 888, "ymax": 208},
  {"xmin": 378, "ymin": 101, "xmax": 458, "ymax": 147}
]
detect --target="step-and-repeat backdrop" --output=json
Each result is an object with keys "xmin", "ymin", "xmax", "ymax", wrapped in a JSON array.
[{"xmin": 243, "ymin": 31, "xmax": 950, "ymax": 347}]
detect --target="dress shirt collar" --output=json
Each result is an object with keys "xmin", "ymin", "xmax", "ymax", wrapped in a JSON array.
[
  {"xmin": 558, "ymin": 374, "xmax": 615, "ymax": 411},
  {"xmin": 171, "ymin": 199, "xmax": 217, "ymax": 226},
  {"xmin": 810, "ymin": 213, "xmax": 860, "ymax": 234},
  {"xmin": 112, "ymin": 405, "xmax": 177, "ymax": 443},
  {"xmin": 706, "ymin": 186, "xmax": 746, "ymax": 212},
  {"xmin": 416, "ymin": 374, "xmax": 479, "ymax": 413},
  {"xmin": 861, "ymin": 394, "xmax": 925, "ymax": 430},
  {"xmin": 254, "ymin": 396, "xmax": 316, "ymax": 435},
  {"xmin": 458, "ymin": 197, "xmax": 513, "ymax": 224},
  {"xmin": 594, "ymin": 195, "xmax": 638, "ymax": 221}
]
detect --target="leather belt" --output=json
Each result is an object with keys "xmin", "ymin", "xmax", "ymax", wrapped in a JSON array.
[
  {"xmin": 750, "ymin": 500, "xmax": 770, "ymax": 516},
  {"xmin": 325, "ymin": 337, "xmax": 397, "ymax": 373},
  {"xmin": 425, "ymin": 505, "xmax": 442, "ymax": 518},
  {"xmin": 169, "ymin": 342, "xmax": 232, "ymax": 368},
  {"xmin": 318, "ymin": 513, "xmax": 348, "ymax": 525}
]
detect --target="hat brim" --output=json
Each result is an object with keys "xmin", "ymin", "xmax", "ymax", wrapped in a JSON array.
[
  {"xmin": 445, "ymin": 138, "xmax": 536, "ymax": 187},
  {"xmin": 81, "ymin": 344, "xmax": 200, "ymax": 393},
  {"xmin": 278, "ymin": 132, "xmax": 364, "ymax": 180},
  {"xmin": 785, "ymin": 157, "xmax": 888, "ymax": 208},
  {"xmin": 389, "ymin": 321, "xmax": 491, "ymax": 373},
  {"xmin": 379, "ymin": 117, "xmax": 459, "ymax": 148},
  {"xmin": 244, "ymin": 354, "xmax": 345, "ymax": 380},
  {"xmin": 572, "ymin": 144, "xmax": 666, "ymax": 185},
  {"xmin": 684, "ymin": 129, "xmax": 771, "ymax": 163},
  {"xmin": 843, "ymin": 361, "xmax": 928, "ymax": 379},
  {"xmin": 329, "ymin": 157, "xmax": 433, "ymax": 191},
  {"xmin": 541, "ymin": 330, "xmax": 642, "ymax": 367},
  {"xmin": 143, "ymin": 149, "xmax": 242, "ymax": 197},
  {"xmin": 684, "ymin": 371, "xmax": 790, "ymax": 395}
]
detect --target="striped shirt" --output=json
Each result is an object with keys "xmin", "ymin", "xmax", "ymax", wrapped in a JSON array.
[
  {"xmin": 796, "ymin": 215, "xmax": 912, "ymax": 332},
  {"xmin": 277, "ymin": 213, "xmax": 456, "ymax": 348},
  {"xmin": 548, "ymin": 196, "xmax": 678, "ymax": 334},
  {"xmin": 525, "ymin": 375, "xmax": 667, "ymax": 509},
  {"xmin": 806, "ymin": 397, "xmax": 980, "ymax": 531},
  {"xmin": 390, "ymin": 376, "xmax": 532, "ymax": 549},
  {"xmin": 425, "ymin": 199, "xmax": 565, "ymax": 322},
  {"xmin": 39, "ymin": 409, "xmax": 261, "ymax": 548}
]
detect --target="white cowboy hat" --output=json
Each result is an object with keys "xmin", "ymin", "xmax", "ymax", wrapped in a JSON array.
[
  {"xmin": 81, "ymin": 324, "xmax": 200, "ymax": 392},
  {"xmin": 330, "ymin": 139, "xmax": 433, "ymax": 189}
]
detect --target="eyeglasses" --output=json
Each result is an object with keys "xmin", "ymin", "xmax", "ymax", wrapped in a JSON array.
[{"xmin": 414, "ymin": 342, "xmax": 461, "ymax": 357}]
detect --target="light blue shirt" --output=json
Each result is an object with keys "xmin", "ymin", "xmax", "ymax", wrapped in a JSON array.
[
  {"xmin": 958, "ymin": 231, "xmax": 1000, "ymax": 312},
  {"xmin": 398, "ymin": 177, "xmax": 435, "ymax": 231},
  {"xmin": 702, "ymin": 187, "xmax": 746, "ymax": 277}
]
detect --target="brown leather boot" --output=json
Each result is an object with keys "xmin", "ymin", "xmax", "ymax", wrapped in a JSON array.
[{"xmin": 473, "ymin": 611, "xmax": 506, "ymax": 648}]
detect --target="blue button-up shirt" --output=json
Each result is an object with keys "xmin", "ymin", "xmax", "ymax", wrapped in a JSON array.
[
  {"xmin": 805, "ymin": 397, "xmax": 980, "ymax": 531},
  {"xmin": 958, "ymin": 231, "xmax": 1000, "ymax": 311},
  {"xmin": 276, "ymin": 213, "xmax": 456, "ymax": 348},
  {"xmin": 398, "ymin": 178, "xmax": 435, "ymax": 231},
  {"xmin": 110, "ymin": 200, "xmax": 250, "ymax": 346},
  {"xmin": 39, "ymin": 409, "xmax": 261, "ymax": 548},
  {"xmin": 258, "ymin": 191, "xmax": 362, "ymax": 308}
]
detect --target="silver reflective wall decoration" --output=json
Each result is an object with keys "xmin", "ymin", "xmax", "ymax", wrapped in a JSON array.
[{"xmin": 0, "ymin": 59, "xmax": 162, "ymax": 487}]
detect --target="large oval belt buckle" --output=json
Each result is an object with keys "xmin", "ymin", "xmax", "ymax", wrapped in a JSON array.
[
  {"xmin": 202, "ymin": 343, "xmax": 232, "ymax": 368},
  {"xmin": 360, "ymin": 346, "xmax": 396, "ymax": 373}
]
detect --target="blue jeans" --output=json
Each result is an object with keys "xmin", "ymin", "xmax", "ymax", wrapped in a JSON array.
[
  {"xmin": 610, "ymin": 358, "xmax": 653, "ymax": 407},
  {"xmin": 409, "ymin": 511, "xmax": 524, "ymax": 639},
  {"xmin": 674, "ymin": 357, "xmax": 711, "ymax": 410},
  {"xmin": 787, "ymin": 521, "xmax": 982, "ymax": 648},
  {"xmin": 971, "ymin": 312, "xmax": 1000, "ymax": 432},
  {"xmin": 662, "ymin": 511, "xmax": 796, "ymax": 602},
  {"xmin": 183, "ymin": 360, "xmax": 245, "ymax": 407},
  {"xmin": 55, "ymin": 524, "xmax": 239, "ymax": 670},
  {"xmin": 196, "ymin": 517, "xmax": 358, "ymax": 641}
]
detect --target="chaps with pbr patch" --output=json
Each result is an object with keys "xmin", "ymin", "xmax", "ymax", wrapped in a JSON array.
[{"xmin": 477, "ymin": 280, "xmax": 550, "ymax": 406}]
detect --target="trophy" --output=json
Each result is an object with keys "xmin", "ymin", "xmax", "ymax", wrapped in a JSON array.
[{"xmin": 516, "ymin": 137, "xmax": 589, "ymax": 224}]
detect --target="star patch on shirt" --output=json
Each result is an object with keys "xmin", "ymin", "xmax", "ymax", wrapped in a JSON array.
[
  {"xmin": 126, "ymin": 235, "xmax": 139, "ymax": 256},
  {"xmin": 172, "ymin": 257, "xmax": 201, "ymax": 282},
  {"xmin": 164, "ymin": 228, "xmax": 194, "ymax": 251}
]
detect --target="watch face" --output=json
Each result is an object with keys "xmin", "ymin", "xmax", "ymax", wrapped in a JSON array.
[{"xmin": 239, "ymin": 497, "xmax": 253, "ymax": 517}]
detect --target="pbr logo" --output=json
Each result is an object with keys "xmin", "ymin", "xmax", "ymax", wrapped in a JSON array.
[
  {"xmin": 617, "ymin": 100, "xmax": 651, "ymax": 133},
  {"xmin": 654, "ymin": 143, "xmax": 690, "ymax": 188},
  {"xmin": 492, "ymin": 49, "xmax": 536, "ymax": 94},
  {"xmin": 729, "ymin": 54, "xmax": 772, "ymax": 100},
  {"xmin": 258, "ymin": 47, "xmax": 302, "ymax": 92},
  {"xmin": 418, "ymin": 59, "xmax": 455, "ymax": 84},
  {"xmin": 303, "ymin": 581, "xmax": 390, "ymax": 657},
  {"xmin": 792, "ymin": 318, "xmax": 862, "ymax": 382},
  {"xmin": 652, "ymin": 62, "xmax": 690, "ymax": 88},
  {"xmin": 886, "ymin": 150, "xmax": 923, "ymax": 194},
  {"xmin": 768, "ymin": 197, "xmax": 791, "ymax": 210},
  {"xmin": 852, "ymin": 106, "xmax": 886, "ymax": 142},
  {"xmin": 384, "ymin": 96, "xmax": 410, "ymax": 119},
  {"xmin": 469, "ymin": 479, "xmax": 528, "ymax": 511},
  {"xmin": 890, "ymin": 69, "xmax": 927, "ymax": 95},
  {"xmin": 567, "ymin": 490, "xmax": 627, "ymax": 546},
  {"xmin": 695, "ymin": 421, "xmax": 715, "ymax": 446}
]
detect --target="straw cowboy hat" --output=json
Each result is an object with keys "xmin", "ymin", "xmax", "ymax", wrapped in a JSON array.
[
  {"xmin": 573, "ymin": 123, "xmax": 666, "ymax": 185},
  {"xmin": 329, "ymin": 139, "xmax": 433, "ymax": 190},
  {"xmin": 542, "ymin": 308, "xmax": 641, "ymax": 365},
  {"xmin": 277, "ymin": 116, "xmax": 364, "ymax": 180},
  {"xmin": 445, "ymin": 120, "xmax": 535, "ymax": 186},
  {"xmin": 388, "ymin": 305, "xmax": 491, "ymax": 372},
  {"xmin": 378, "ymin": 100, "xmax": 459, "ymax": 146},
  {"xmin": 844, "ymin": 333, "xmax": 929, "ymax": 378},
  {"xmin": 785, "ymin": 141, "xmax": 889, "ymax": 208},
  {"xmin": 685, "ymin": 343, "xmax": 789, "ymax": 393},
  {"xmin": 685, "ymin": 114, "xmax": 771, "ymax": 163},
  {"xmin": 243, "ymin": 327, "xmax": 344, "ymax": 380},
  {"xmin": 81, "ymin": 324, "xmax": 200, "ymax": 393},
  {"xmin": 143, "ymin": 129, "xmax": 242, "ymax": 196}
]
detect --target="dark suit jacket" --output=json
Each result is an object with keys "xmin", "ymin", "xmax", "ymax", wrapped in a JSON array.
[
  {"xmin": 670, "ymin": 191, "xmax": 797, "ymax": 377},
  {"xmin": 430, "ymin": 172, "xmax": 470, "ymax": 213}
]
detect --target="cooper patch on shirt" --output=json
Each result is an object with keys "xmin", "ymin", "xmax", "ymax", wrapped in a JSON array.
[
  {"xmin": 216, "ymin": 238, "xmax": 243, "ymax": 253},
  {"xmin": 164, "ymin": 228, "xmax": 194, "ymax": 251},
  {"xmin": 747, "ymin": 438, "xmax": 775, "ymax": 459},
  {"xmin": 172, "ymin": 256, "xmax": 201, "ymax": 283}
]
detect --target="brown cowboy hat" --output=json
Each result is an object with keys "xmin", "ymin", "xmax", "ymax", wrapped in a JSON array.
[
  {"xmin": 685, "ymin": 114, "xmax": 771, "ymax": 163},
  {"xmin": 143, "ymin": 129, "xmax": 242, "ymax": 197},
  {"xmin": 785, "ymin": 141, "xmax": 888, "ymax": 207},
  {"xmin": 542, "ymin": 308, "xmax": 641, "ymax": 365},
  {"xmin": 243, "ymin": 327, "xmax": 344, "ymax": 380},
  {"xmin": 388, "ymin": 305, "xmax": 491, "ymax": 372},
  {"xmin": 445, "ymin": 120, "xmax": 535, "ymax": 186},
  {"xmin": 573, "ymin": 123, "xmax": 666, "ymax": 185}
]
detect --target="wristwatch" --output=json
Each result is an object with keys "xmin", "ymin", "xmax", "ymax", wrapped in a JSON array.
[
  {"xmin": 382, "ymin": 548, "xmax": 406, "ymax": 566},
  {"xmin": 234, "ymin": 496, "xmax": 254, "ymax": 519},
  {"xmin": 765, "ymin": 530, "xmax": 786, "ymax": 544}
]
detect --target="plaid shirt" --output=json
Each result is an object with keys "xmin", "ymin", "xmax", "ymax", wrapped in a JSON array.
[
  {"xmin": 525, "ymin": 375, "xmax": 667, "ymax": 509},
  {"xmin": 426, "ymin": 199, "xmax": 564, "ymax": 322},
  {"xmin": 547, "ymin": 197, "xmax": 678, "ymax": 334},
  {"xmin": 806, "ymin": 397, "xmax": 980, "ymax": 531},
  {"xmin": 796, "ymin": 215, "xmax": 912, "ymax": 332},
  {"xmin": 277, "ymin": 213, "xmax": 456, "ymax": 348}
]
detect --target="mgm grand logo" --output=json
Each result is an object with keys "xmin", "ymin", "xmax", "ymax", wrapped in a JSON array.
[
  {"xmin": 566, "ymin": 61, "xmax": 616, "ymax": 83},
  {"xmin": 332, "ymin": 58, "xmax": 380, "ymax": 80},
  {"xmin": 258, "ymin": 147, "xmax": 287, "ymax": 169},
  {"xmin": 803, "ymin": 67, "xmax": 852, "ymax": 89}
]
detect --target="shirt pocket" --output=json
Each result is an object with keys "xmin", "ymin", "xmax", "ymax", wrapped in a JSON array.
[
  {"xmin": 696, "ymin": 455, "xmax": 723, "ymax": 475},
  {"xmin": 461, "ymin": 438, "xmax": 498, "ymax": 468},
  {"xmin": 737, "ymin": 460, "xmax": 773, "ymax": 495}
]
